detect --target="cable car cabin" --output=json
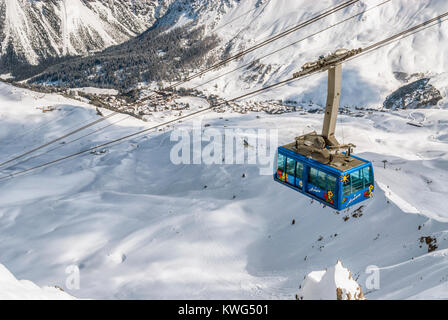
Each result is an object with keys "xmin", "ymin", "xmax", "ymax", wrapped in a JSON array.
[
  {"xmin": 273, "ymin": 50, "xmax": 376, "ymax": 210},
  {"xmin": 274, "ymin": 142, "xmax": 374, "ymax": 210}
]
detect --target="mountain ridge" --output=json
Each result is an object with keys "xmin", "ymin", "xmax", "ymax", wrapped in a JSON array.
[{"xmin": 0, "ymin": 0, "xmax": 176, "ymax": 72}]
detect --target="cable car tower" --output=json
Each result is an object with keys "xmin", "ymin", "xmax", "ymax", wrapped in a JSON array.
[{"xmin": 274, "ymin": 48, "xmax": 375, "ymax": 210}]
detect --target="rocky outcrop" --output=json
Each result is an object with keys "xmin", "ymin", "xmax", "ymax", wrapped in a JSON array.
[{"xmin": 384, "ymin": 78, "xmax": 442, "ymax": 110}]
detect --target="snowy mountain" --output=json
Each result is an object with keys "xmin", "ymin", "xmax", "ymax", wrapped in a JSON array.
[
  {"xmin": 18, "ymin": 0, "xmax": 448, "ymax": 112},
  {"xmin": 180, "ymin": 0, "xmax": 448, "ymax": 109},
  {"xmin": 0, "ymin": 0, "xmax": 174, "ymax": 71}
]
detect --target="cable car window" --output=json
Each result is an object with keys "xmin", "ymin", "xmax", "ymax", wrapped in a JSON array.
[
  {"xmin": 309, "ymin": 168, "xmax": 319, "ymax": 187},
  {"xmin": 342, "ymin": 173, "xmax": 351, "ymax": 196},
  {"xmin": 317, "ymin": 171, "xmax": 327, "ymax": 190},
  {"xmin": 286, "ymin": 158, "xmax": 295, "ymax": 176},
  {"xmin": 309, "ymin": 168, "xmax": 331, "ymax": 190},
  {"xmin": 351, "ymin": 169, "xmax": 364, "ymax": 193},
  {"xmin": 327, "ymin": 175, "xmax": 337, "ymax": 193},
  {"xmin": 296, "ymin": 161, "xmax": 304, "ymax": 179},
  {"xmin": 277, "ymin": 154, "xmax": 285, "ymax": 172},
  {"xmin": 362, "ymin": 166, "xmax": 373, "ymax": 187},
  {"xmin": 343, "ymin": 185, "xmax": 351, "ymax": 196}
]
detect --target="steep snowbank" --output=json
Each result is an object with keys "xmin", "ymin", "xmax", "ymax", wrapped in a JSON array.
[{"xmin": 0, "ymin": 264, "xmax": 75, "ymax": 300}]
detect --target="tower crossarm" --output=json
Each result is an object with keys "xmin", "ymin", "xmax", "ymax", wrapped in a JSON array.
[
  {"xmin": 291, "ymin": 48, "xmax": 362, "ymax": 161},
  {"xmin": 292, "ymin": 48, "xmax": 362, "ymax": 79}
]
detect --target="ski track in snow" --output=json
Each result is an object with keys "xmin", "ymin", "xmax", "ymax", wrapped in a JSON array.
[{"xmin": 0, "ymin": 81, "xmax": 447, "ymax": 299}]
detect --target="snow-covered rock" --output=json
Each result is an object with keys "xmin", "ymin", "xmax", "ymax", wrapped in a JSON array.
[
  {"xmin": 297, "ymin": 261, "xmax": 365, "ymax": 300},
  {"xmin": 0, "ymin": 264, "xmax": 75, "ymax": 300}
]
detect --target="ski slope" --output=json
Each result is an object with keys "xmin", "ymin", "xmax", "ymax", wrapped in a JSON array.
[{"xmin": 0, "ymin": 80, "xmax": 448, "ymax": 299}]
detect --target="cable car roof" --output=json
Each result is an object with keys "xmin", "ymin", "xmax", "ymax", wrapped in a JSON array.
[{"xmin": 280, "ymin": 142, "xmax": 367, "ymax": 172}]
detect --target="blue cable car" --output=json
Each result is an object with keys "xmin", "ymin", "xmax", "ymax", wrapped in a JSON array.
[
  {"xmin": 274, "ymin": 50, "xmax": 374, "ymax": 209},
  {"xmin": 274, "ymin": 145, "xmax": 374, "ymax": 210}
]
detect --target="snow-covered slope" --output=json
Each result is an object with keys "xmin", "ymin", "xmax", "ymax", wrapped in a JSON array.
[
  {"xmin": 0, "ymin": 0, "xmax": 174, "ymax": 68},
  {"xmin": 0, "ymin": 81, "xmax": 448, "ymax": 299},
  {"xmin": 163, "ymin": 0, "xmax": 448, "ymax": 109},
  {"xmin": 0, "ymin": 263, "xmax": 75, "ymax": 299}
]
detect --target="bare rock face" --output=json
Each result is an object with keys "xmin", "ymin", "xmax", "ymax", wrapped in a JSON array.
[{"xmin": 384, "ymin": 78, "xmax": 442, "ymax": 110}]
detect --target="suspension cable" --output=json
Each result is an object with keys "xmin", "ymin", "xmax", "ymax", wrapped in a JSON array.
[
  {"xmin": 191, "ymin": 0, "xmax": 391, "ymax": 91},
  {"xmin": 139, "ymin": 0, "xmax": 361, "ymax": 104},
  {"xmin": 0, "ymin": 0, "xmax": 356, "ymax": 166},
  {"xmin": 177, "ymin": 0, "xmax": 359, "ymax": 84},
  {"xmin": 0, "ymin": 111, "xmax": 118, "ymax": 168},
  {"xmin": 3, "ymin": 115, "xmax": 131, "ymax": 171}
]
